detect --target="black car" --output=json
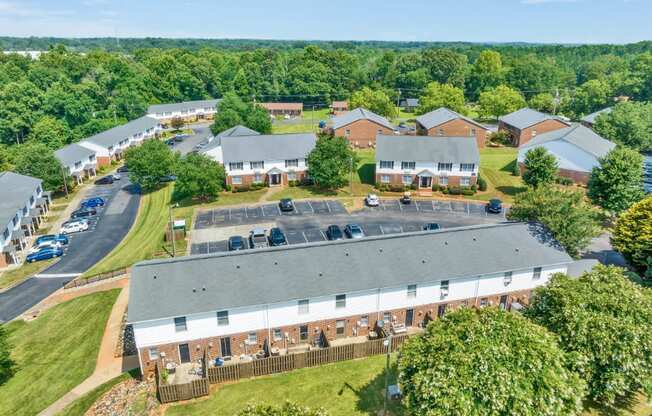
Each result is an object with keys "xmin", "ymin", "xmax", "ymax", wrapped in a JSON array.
[
  {"xmin": 228, "ymin": 236, "xmax": 246, "ymax": 251},
  {"xmin": 400, "ymin": 193, "xmax": 412, "ymax": 204},
  {"xmin": 487, "ymin": 198, "xmax": 503, "ymax": 214},
  {"xmin": 94, "ymin": 176, "xmax": 114, "ymax": 185},
  {"xmin": 71, "ymin": 207, "xmax": 97, "ymax": 219},
  {"xmin": 117, "ymin": 165, "xmax": 129, "ymax": 173},
  {"xmin": 269, "ymin": 227, "xmax": 288, "ymax": 246},
  {"xmin": 423, "ymin": 223, "xmax": 441, "ymax": 231},
  {"xmin": 165, "ymin": 139, "xmax": 175, "ymax": 146},
  {"xmin": 279, "ymin": 198, "xmax": 294, "ymax": 212},
  {"xmin": 326, "ymin": 225, "xmax": 344, "ymax": 241}
]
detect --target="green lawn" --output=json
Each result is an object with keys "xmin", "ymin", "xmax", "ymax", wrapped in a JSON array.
[
  {"xmin": 59, "ymin": 370, "xmax": 138, "ymax": 416},
  {"xmin": 0, "ymin": 258, "xmax": 56, "ymax": 290},
  {"xmin": 477, "ymin": 147, "xmax": 526, "ymax": 203},
  {"xmin": 0, "ymin": 290, "xmax": 119, "ymax": 416}
]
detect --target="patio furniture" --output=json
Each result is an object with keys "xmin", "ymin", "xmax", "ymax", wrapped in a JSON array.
[
  {"xmin": 165, "ymin": 362, "xmax": 177, "ymax": 373},
  {"xmin": 214, "ymin": 357, "xmax": 224, "ymax": 367},
  {"xmin": 388, "ymin": 384, "xmax": 402, "ymax": 400},
  {"xmin": 368, "ymin": 330, "xmax": 379, "ymax": 340},
  {"xmin": 391, "ymin": 322, "xmax": 407, "ymax": 334}
]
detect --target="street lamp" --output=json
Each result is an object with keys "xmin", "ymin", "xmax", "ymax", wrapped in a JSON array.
[{"xmin": 169, "ymin": 203, "xmax": 179, "ymax": 257}]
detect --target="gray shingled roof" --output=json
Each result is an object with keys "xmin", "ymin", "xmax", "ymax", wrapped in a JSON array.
[
  {"xmin": 519, "ymin": 123, "xmax": 616, "ymax": 159},
  {"xmin": 581, "ymin": 107, "xmax": 612, "ymax": 125},
  {"xmin": 82, "ymin": 116, "xmax": 159, "ymax": 148},
  {"xmin": 0, "ymin": 171, "xmax": 41, "ymax": 230},
  {"xmin": 222, "ymin": 133, "xmax": 317, "ymax": 164},
  {"xmin": 128, "ymin": 222, "xmax": 573, "ymax": 323},
  {"xmin": 201, "ymin": 125, "xmax": 259, "ymax": 153},
  {"xmin": 401, "ymin": 98, "xmax": 419, "ymax": 107},
  {"xmin": 147, "ymin": 99, "xmax": 221, "ymax": 114},
  {"xmin": 376, "ymin": 135, "xmax": 480, "ymax": 164},
  {"xmin": 54, "ymin": 143, "xmax": 95, "ymax": 167},
  {"xmin": 416, "ymin": 107, "xmax": 488, "ymax": 131},
  {"xmin": 331, "ymin": 107, "xmax": 395, "ymax": 130},
  {"xmin": 499, "ymin": 108, "xmax": 568, "ymax": 130}
]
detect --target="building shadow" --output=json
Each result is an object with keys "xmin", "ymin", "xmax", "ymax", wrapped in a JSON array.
[{"xmin": 357, "ymin": 163, "xmax": 376, "ymax": 185}]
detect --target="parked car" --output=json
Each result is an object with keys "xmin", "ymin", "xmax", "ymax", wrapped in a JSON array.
[
  {"xmin": 26, "ymin": 247, "xmax": 63, "ymax": 263},
  {"xmin": 423, "ymin": 223, "xmax": 441, "ymax": 231},
  {"xmin": 35, "ymin": 234, "xmax": 69, "ymax": 246},
  {"xmin": 400, "ymin": 192, "xmax": 412, "ymax": 204},
  {"xmin": 111, "ymin": 173, "xmax": 121, "ymax": 180},
  {"xmin": 173, "ymin": 134, "xmax": 188, "ymax": 142},
  {"xmin": 326, "ymin": 225, "xmax": 344, "ymax": 241},
  {"xmin": 117, "ymin": 165, "xmax": 129, "ymax": 173},
  {"xmin": 94, "ymin": 176, "xmax": 114, "ymax": 185},
  {"xmin": 249, "ymin": 228, "xmax": 269, "ymax": 249},
  {"xmin": 71, "ymin": 207, "xmax": 97, "ymax": 219},
  {"xmin": 269, "ymin": 227, "xmax": 288, "ymax": 246},
  {"xmin": 165, "ymin": 139, "xmax": 175, "ymax": 146},
  {"xmin": 487, "ymin": 199, "xmax": 503, "ymax": 214},
  {"xmin": 365, "ymin": 193, "xmax": 380, "ymax": 207},
  {"xmin": 81, "ymin": 197, "xmax": 105, "ymax": 208},
  {"xmin": 228, "ymin": 236, "xmax": 246, "ymax": 251},
  {"xmin": 279, "ymin": 198, "xmax": 294, "ymax": 212},
  {"xmin": 344, "ymin": 224, "xmax": 364, "ymax": 239},
  {"xmin": 60, "ymin": 219, "xmax": 89, "ymax": 234},
  {"xmin": 29, "ymin": 240, "xmax": 62, "ymax": 254}
]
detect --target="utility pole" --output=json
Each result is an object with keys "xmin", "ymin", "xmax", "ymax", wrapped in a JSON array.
[
  {"xmin": 383, "ymin": 334, "xmax": 392, "ymax": 416},
  {"xmin": 60, "ymin": 165, "xmax": 69, "ymax": 199},
  {"xmin": 349, "ymin": 155, "xmax": 354, "ymax": 195},
  {"xmin": 396, "ymin": 89, "xmax": 401, "ymax": 116},
  {"xmin": 169, "ymin": 204, "xmax": 176, "ymax": 257},
  {"xmin": 553, "ymin": 88, "xmax": 560, "ymax": 115},
  {"xmin": 311, "ymin": 105, "xmax": 315, "ymax": 132}
]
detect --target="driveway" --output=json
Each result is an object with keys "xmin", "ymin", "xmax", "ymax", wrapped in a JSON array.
[
  {"xmin": 166, "ymin": 124, "xmax": 213, "ymax": 156},
  {"xmin": 0, "ymin": 176, "xmax": 140, "ymax": 322}
]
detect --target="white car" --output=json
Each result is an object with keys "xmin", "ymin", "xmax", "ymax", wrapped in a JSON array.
[
  {"xmin": 29, "ymin": 240, "xmax": 62, "ymax": 254},
  {"xmin": 365, "ymin": 193, "xmax": 380, "ymax": 207},
  {"xmin": 111, "ymin": 173, "xmax": 121, "ymax": 180},
  {"xmin": 60, "ymin": 219, "xmax": 89, "ymax": 235}
]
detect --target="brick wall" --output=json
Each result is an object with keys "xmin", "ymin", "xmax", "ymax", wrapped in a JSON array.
[
  {"xmin": 519, "ymin": 162, "xmax": 590, "ymax": 185},
  {"xmin": 420, "ymin": 118, "xmax": 487, "ymax": 148},
  {"xmin": 375, "ymin": 173, "xmax": 477, "ymax": 187},
  {"xmin": 96, "ymin": 156, "xmax": 111, "ymax": 168},
  {"xmin": 506, "ymin": 119, "xmax": 568, "ymax": 146},
  {"xmin": 334, "ymin": 120, "xmax": 394, "ymax": 148},
  {"xmin": 227, "ymin": 171, "xmax": 307, "ymax": 188}
]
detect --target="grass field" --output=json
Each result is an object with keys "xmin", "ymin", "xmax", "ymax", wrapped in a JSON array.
[
  {"xmin": 0, "ymin": 290, "xmax": 119, "ymax": 416},
  {"xmin": 476, "ymin": 147, "xmax": 526, "ymax": 203},
  {"xmin": 0, "ymin": 258, "xmax": 56, "ymax": 290}
]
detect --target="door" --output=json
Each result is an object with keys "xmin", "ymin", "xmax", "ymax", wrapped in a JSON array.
[
  {"xmin": 499, "ymin": 295, "xmax": 508, "ymax": 310},
  {"xmin": 405, "ymin": 309, "xmax": 414, "ymax": 327},
  {"xmin": 220, "ymin": 337, "xmax": 232, "ymax": 358},
  {"xmin": 270, "ymin": 174, "xmax": 281, "ymax": 186},
  {"xmin": 336, "ymin": 320, "xmax": 346, "ymax": 338},
  {"xmin": 299, "ymin": 325, "xmax": 309, "ymax": 342},
  {"xmin": 419, "ymin": 176, "xmax": 432, "ymax": 188},
  {"xmin": 437, "ymin": 304, "xmax": 447, "ymax": 318},
  {"xmin": 179, "ymin": 343, "xmax": 191, "ymax": 363}
]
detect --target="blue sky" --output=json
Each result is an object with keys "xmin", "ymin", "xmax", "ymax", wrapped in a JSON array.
[{"xmin": 0, "ymin": 0, "xmax": 649, "ymax": 43}]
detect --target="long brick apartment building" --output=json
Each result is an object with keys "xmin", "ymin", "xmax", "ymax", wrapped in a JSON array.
[
  {"xmin": 416, "ymin": 107, "xmax": 490, "ymax": 148},
  {"xmin": 328, "ymin": 107, "xmax": 396, "ymax": 148},
  {"xmin": 498, "ymin": 108, "xmax": 569, "ymax": 146}
]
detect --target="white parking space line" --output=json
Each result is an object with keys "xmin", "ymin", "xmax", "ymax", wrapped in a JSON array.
[
  {"xmin": 276, "ymin": 205, "xmax": 282, "ymax": 215},
  {"xmin": 300, "ymin": 232, "xmax": 309, "ymax": 243},
  {"xmin": 379, "ymin": 225, "xmax": 385, "ymax": 235},
  {"xmin": 319, "ymin": 230, "xmax": 327, "ymax": 240},
  {"xmin": 307, "ymin": 201, "xmax": 315, "ymax": 213}
]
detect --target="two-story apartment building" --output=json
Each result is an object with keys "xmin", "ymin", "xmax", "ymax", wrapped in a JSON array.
[
  {"xmin": 0, "ymin": 172, "xmax": 50, "ymax": 267},
  {"xmin": 416, "ymin": 107, "xmax": 490, "ymax": 148},
  {"xmin": 329, "ymin": 108, "xmax": 396, "ymax": 148},
  {"xmin": 78, "ymin": 116, "xmax": 161, "ymax": 167},
  {"xmin": 54, "ymin": 143, "xmax": 97, "ymax": 184},
  {"xmin": 147, "ymin": 99, "xmax": 221, "ymax": 126},
  {"xmin": 581, "ymin": 107, "xmax": 612, "ymax": 129},
  {"xmin": 223, "ymin": 133, "xmax": 317, "ymax": 188},
  {"xmin": 259, "ymin": 103, "xmax": 303, "ymax": 117},
  {"xmin": 128, "ymin": 222, "xmax": 581, "ymax": 375},
  {"xmin": 498, "ymin": 108, "xmax": 569, "ymax": 146},
  {"xmin": 201, "ymin": 125, "xmax": 260, "ymax": 164},
  {"xmin": 375, "ymin": 134, "xmax": 479, "ymax": 192}
]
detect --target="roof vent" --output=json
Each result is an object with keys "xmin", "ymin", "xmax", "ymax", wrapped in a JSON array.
[
  {"xmin": 515, "ymin": 248, "xmax": 520, "ymax": 253},
  {"xmin": 192, "ymin": 288, "xmax": 196, "ymax": 293},
  {"xmin": 473, "ymin": 237, "xmax": 477, "ymax": 241},
  {"xmin": 274, "ymin": 261, "xmax": 278, "ymax": 265},
  {"xmin": 444, "ymin": 241, "xmax": 448, "ymax": 245},
  {"xmin": 236, "ymin": 265, "xmax": 240, "ymax": 269},
  {"xmin": 379, "ymin": 248, "xmax": 383, "ymax": 253},
  {"xmin": 345, "ymin": 252, "xmax": 349, "ymax": 257},
  {"xmin": 422, "ymin": 259, "xmax": 426, "ymax": 264},
  {"xmin": 202, "ymin": 286, "xmax": 206, "ymax": 291},
  {"xmin": 319, "ymin": 272, "xmax": 323, "ymax": 277},
  {"xmin": 153, "ymin": 275, "xmax": 157, "ymax": 279}
]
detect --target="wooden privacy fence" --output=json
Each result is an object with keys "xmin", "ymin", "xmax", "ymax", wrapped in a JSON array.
[{"xmin": 155, "ymin": 361, "xmax": 210, "ymax": 404}]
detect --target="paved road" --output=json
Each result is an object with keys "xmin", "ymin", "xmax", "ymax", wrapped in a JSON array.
[
  {"xmin": 166, "ymin": 124, "xmax": 213, "ymax": 155},
  {"xmin": 0, "ymin": 176, "xmax": 141, "ymax": 322}
]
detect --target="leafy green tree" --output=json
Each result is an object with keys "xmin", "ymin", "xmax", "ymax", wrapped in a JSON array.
[
  {"xmin": 422, "ymin": 48, "xmax": 468, "ymax": 88},
  {"xmin": 238, "ymin": 402, "xmax": 327, "ymax": 416},
  {"xmin": 174, "ymin": 153, "xmax": 225, "ymax": 201},
  {"xmin": 0, "ymin": 325, "xmax": 14, "ymax": 387},
  {"xmin": 612, "ymin": 195, "xmax": 652, "ymax": 273},
  {"xmin": 245, "ymin": 105, "xmax": 272, "ymax": 134},
  {"xmin": 478, "ymin": 85, "xmax": 526, "ymax": 119},
  {"xmin": 307, "ymin": 135, "xmax": 359, "ymax": 190},
  {"xmin": 12, "ymin": 143, "xmax": 70, "ymax": 191},
  {"xmin": 522, "ymin": 147, "xmax": 559, "ymax": 188},
  {"xmin": 572, "ymin": 79, "xmax": 612, "ymax": 116},
  {"xmin": 416, "ymin": 82, "xmax": 466, "ymax": 115},
  {"xmin": 0, "ymin": 81, "xmax": 44, "ymax": 145},
  {"xmin": 211, "ymin": 108, "xmax": 244, "ymax": 136},
  {"xmin": 26, "ymin": 116, "xmax": 70, "ymax": 149},
  {"xmin": 210, "ymin": 92, "xmax": 271, "ymax": 135},
  {"xmin": 526, "ymin": 265, "xmax": 652, "ymax": 405},
  {"xmin": 594, "ymin": 101, "xmax": 652, "ymax": 152},
  {"xmin": 508, "ymin": 186, "xmax": 600, "ymax": 258},
  {"xmin": 399, "ymin": 307, "xmax": 585, "ymax": 416},
  {"xmin": 125, "ymin": 139, "xmax": 176, "ymax": 192},
  {"xmin": 0, "ymin": 145, "xmax": 12, "ymax": 171},
  {"xmin": 349, "ymin": 87, "xmax": 397, "ymax": 118},
  {"xmin": 529, "ymin": 92, "xmax": 557, "ymax": 114},
  {"xmin": 170, "ymin": 117, "xmax": 185, "ymax": 131},
  {"xmin": 588, "ymin": 146, "xmax": 644, "ymax": 214},
  {"xmin": 466, "ymin": 50, "xmax": 504, "ymax": 99}
]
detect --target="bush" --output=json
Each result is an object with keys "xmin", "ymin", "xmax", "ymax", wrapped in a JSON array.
[
  {"xmin": 390, "ymin": 184, "xmax": 406, "ymax": 193},
  {"xmin": 477, "ymin": 175, "xmax": 488, "ymax": 191},
  {"xmin": 442, "ymin": 186, "xmax": 449, "ymax": 194},
  {"xmin": 250, "ymin": 182, "xmax": 266, "ymax": 190},
  {"xmin": 461, "ymin": 188, "xmax": 475, "ymax": 196},
  {"xmin": 233, "ymin": 185, "xmax": 251, "ymax": 193},
  {"xmin": 409, "ymin": 183, "xmax": 418, "ymax": 190},
  {"xmin": 224, "ymin": 184, "xmax": 231, "ymax": 192},
  {"xmin": 431, "ymin": 184, "xmax": 441, "ymax": 192},
  {"xmin": 470, "ymin": 184, "xmax": 478, "ymax": 192},
  {"xmin": 375, "ymin": 183, "xmax": 390, "ymax": 192},
  {"xmin": 288, "ymin": 180, "xmax": 299, "ymax": 187},
  {"xmin": 448, "ymin": 186, "xmax": 462, "ymax": 195},
  {"xmin": 555, "ymin": 176, "xmax": 574, "ymax": 186}
]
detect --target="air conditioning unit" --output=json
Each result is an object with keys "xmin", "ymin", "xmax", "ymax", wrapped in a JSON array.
[{"xmin": 440, "ymin": 288, "xmax": 449, "ymax": 298}]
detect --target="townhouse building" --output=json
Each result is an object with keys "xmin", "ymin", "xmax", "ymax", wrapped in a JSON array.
[
  {"xmin": 499, "ymin": 108, "xmax": 569, "ymax": 146},
  {"xmin": 581, "ymin": 107, "xmax": 612, "ymax": 129},
  {"xmin": 329, "ymin": 108, "xmax": 396, "ymax": 148},
  {"xmin": 78, "ymin": 116, "xmax": 161, "ymax": 167},
  {"xmin": 375, "ymin": 134, "xmax": 479, "ymax": 191},
  {"xmin": 147, "ymin": 99, "xmax": 220, "ymax": 126},
  {"xmin": 222, "ymin": 133, "xmax": 317, "ymax": 188},
  {"xmin": 0, "ymin": 172, "xmax": 50, "ymax": 267},
  {"xmin": 416, "ymin": 107, "xmax": 490, "ymax": 149},
  {"xmin": 128, "ymin": 222, "xmax": 582, "ymax": 375},
  {"xmin": 330, "ymin": 101, "xmax": 348, "ymax": 115},
  {"xmin": 400, "ymin": 98, "xmax": 419, "ymax": 112},
  {"xmin": 54, "ymin": 143, "xmax": 97, "ymax": 184},
  {"xmin": 259, "ymin": 103, "xmax": 303, "ymax": 117},
  {"xmin": 201, "ymin": 125, "xmax": 260, "ymax": 164}
]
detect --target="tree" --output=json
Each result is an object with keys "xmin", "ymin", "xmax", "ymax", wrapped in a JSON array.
[
  {"xmin": 0, "ymin": 325, "xmax": 13, "ymax": 387},
  {"xmin": 244, "ymin": 105, "xmax": 272, "ymax": 134},
  {"xmin": 399, "ymin": 307, "xmax": 585, "ymax": 416},
  {"xmin": 594, "ymin": 101, "xmax": 652, "ymax": 152},
  {"xmin": 508, "ymin": 186, "xmax": 600, "ymax": 258},
  {"xmin": 348, "ymin": 87, "xmax": 397, "ymax": 118},
  {"xmin": 307, "ymin": 135, "xmax": 359, "ymax": 190},
  {"xmin": 170, "ymin": 117, "xmax": 185, "ymax": 131},
  {"xmin": 588, "ymin": 146, "xmax": 645, "ymax": 214},
  {"xmin": 612, "ymin": 195, "xmax": 652, "ymax": 273},
  {"xmin": 416, "ymin": 82, "xmax": 466, "ymax": 115},
  {"xmin": 572, "ymin": 79, "xmax": 612, "ymax": 116},
  {"xmin": 421, "ymin": 48, "xmax": 468, "ymax": 88},
  {"xmin": 238, "ymin": 402, "xmax": 327, "ymax": 416},
  {"xmin": 478, "ymin": 85, "xmax": 526, "ymax": 119},
  {"xmin": 124, "ymin": 139, "xmax": 176, "ymax": 192},
  {"xmin": 174, "ymin": 153, "xmax": 225, "ymax": 201},
  {"xmin": 211, "ymin": 108, "xmax": 244, "ymax": 136},
  {"xmin": 466, "ymin": 50, "xmax": 504, "ymax": 99},
  {"xmin": 26, "ymin": 116, "xmax": 70, "ymax": 149},
  {"xmin": 529, "ymin": 92, "xmax": 557, "ymax": 114},
  {"xmin": 526, "ymin": 265, "xmax": 652, "ymax": 405},
  {"xmin": 210, "ymin": 92, "xmax": 271, "ymax": 135},
  {"xmin": 12, "ymin": 143, "xmax": 70, "ymax": 191},
  {"xmin": 522, "ymin": 147, "xmax": 558, "ymax": 188}
]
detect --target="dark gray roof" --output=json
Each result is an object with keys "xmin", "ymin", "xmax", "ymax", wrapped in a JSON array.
[
  {"xmin": 331, "ymin": 108, "xmax": 395, "ymax": 130},
  {"xmin": 128, "ymin": 223, "xmax": 573, "ymax": 323},
  {"xmin": 54, "ymin": 143, "xmax": 95, "ymax": 167},
  {"xmin": 0, "ymin": 171, "xmax": 41, "ymax": 230},
  {"xmin": 567, "ymin": 259, "xmax": 599, "ymax": 278},
  {"xmin": 416, "ymin": 107, "xmax": 488, "ymax": 131},
  {"xmin": 222, "ymin": 133, "xmax": 317, "ymax": 164},
  {"xmin": 82, "ymin": 116, "xmax": 159, "ymax": 148},
  {"xmin": 401, "ymin": 98, "xmax": 419, "ymax": 107},
  {"xmin": 201, "ymin": 125, "xmax": 259, "ymax": 153},
  {"xmin": 147, "ymin": 99, "xmax": 220, "ymax": 114},
  {"xmin": 581, "ymin": 107, "xmax": 612, "ymax": 125},
  {"xmin": 519, "ymin": 123, "xmax": 616, "ymax": 159},
  {"xmin": 499, "ymin": 108, "xmax": 568, "ymax": 130},
  {"xmin": 376, "ymin": 135, "xmax": 480, "ymax": 164}
]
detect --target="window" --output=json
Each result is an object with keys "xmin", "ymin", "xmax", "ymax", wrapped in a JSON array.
[
  {"xmin": 504, "ymin": 272, "xmax": 513, "ymax": 286},
  {"xmin": 379, "ymin": 160, "xmax": 394, "ymax": 169},
  {"xmin": 380, "ymin": 175, "xmax": 390, "ymax": 184},
  {"xmin": 532, "ymin": 130, "xmax": 537, "ymax": 137},
  {"xmin": 74, "ymin": 161, "xmax": 82, "ymax": 169},
  {"xmin": 345, "ymin": 129, "xmax": 351, "ymax": 137},
  {"xmin": 383, "ymin": 312, "xmax": 392, "ymax": 323},
  {"xmin": 2, "ymin": 229, "xmax": 9, "ymax": 240},
  {"xmin": 253, "ymin": 173, "xmax": 263, "ymax": 184},
  {"xmin": 471, "ymin": 129, "xmax": 476, "ymax": 136},
  {"xmin": 460, "ymin": 163, "xmax": 475, "ymax": 172},
  {"xmin": 438, "ymin": 163, "xmax": 453, "ymax": 171},
  {"xmin": 533, "ymin": 267, "xmax": 542, "ymax": 280},
  {"xmin": 439, "ymin": 176, "xmax": 449, "ymax": 186},
  {"xmin": 402, "ymin": 175, "xmax": 413, "ymax": 185},
  {"xmin": 247, "ymin": 332, "xmax": 257, "ymax": 344},
  {"xmin": 229, "ymin": 162, "xmax": 244, "ymax": 171},
  {"xmin": 437, "ymin": 304, "xmax": 447, "ymax": 318},
  {"xmin": 440, "ymin": 280, "xmax": 449, "ymax": 297},
  {"xmin": 298, "ymin": 299, "xmax": 309, "ymax": 314},
  {"xmin": 299, "ymin": 325, "xmax": 309, "ymax": 341},
  {"xmin": 174, "ymin": 317, "xmax": 187, "ymax": 332},
  {"xmin": 335, "ymin": 294, "xmax": 346, "ymax": 308},
  {"xmin": 231, "ymin": 176, "xmax": 242, "ymax": 185},
  {"xmin": 401, "ymin": 161, "xmax": 416, "ymax": 170},
  {"xmin": 460, "ymin": 177, "xmax": 471, "ymax": 187},
  {"xmin": 250, "ymin": 161, "xmax": 264, "ymax": 170},
  {"xmin": 336, "ymin": 320, "xmax": 345, "ymax": 336},
  {"xmin": 360, "ymin": 315, "xmax": 369, "ymax": 327},
  {"xmin": 217, "ymin": 311, "xmax": 229, "ymax": 326},
  {"xmin": 30, "ymin": 195, "xmax": 35, "ymax": 204},
  {"xmin": 285, "ymin": 159, "xmax": 299, "ymax": 168},
  {"xmin": 438, "ymin": 129, "xmax": 444, "ymax": 136},
  {"xmin": 377, "ymin": 129, "xmax": 383, "ymax": 135},
  {"xmin": 287, "ymin": 171, "xmax": 297, "ymax": 181},
  {"xmin": 480, "ymin": 298, "xmax": 488, "ymax": 308},
  {"xmin": 148, "ymin": 347, "xmax": 159, "ymax": 360},
  {"xmin": 273, "ymin": 328, "xmax": 282, "ymax": 341},
  {"xmin": 407, "ymin": 284, "xmax": 417, "ymax": 298}
]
